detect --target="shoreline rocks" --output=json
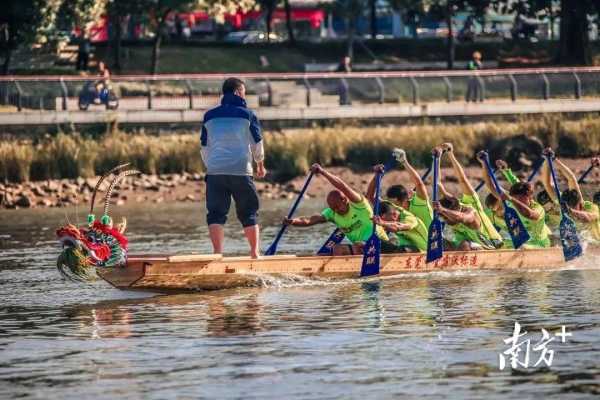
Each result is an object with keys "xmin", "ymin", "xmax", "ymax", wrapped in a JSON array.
[{"xmin": 1, "ymin": 159, "xmax": 598, "ymax": 210}]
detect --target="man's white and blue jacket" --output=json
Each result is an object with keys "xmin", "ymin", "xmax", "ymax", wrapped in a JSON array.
[{"xmin": 201, "ymin": 93, "xmax": 264, "ymax": 176}]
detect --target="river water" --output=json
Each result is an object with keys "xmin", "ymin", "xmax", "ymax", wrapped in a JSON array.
[{"xmin": 1, "ymin": 201, "xmax": 600, "ymax": 399}]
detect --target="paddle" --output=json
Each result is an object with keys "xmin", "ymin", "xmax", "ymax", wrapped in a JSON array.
[
  {"xmin": 526, "ymin": 158, "xmax": 545, "ymax": 183},
  {"xmin": 316, "ymin": 150, "xmax": 403, "ymax": 256},
  {"xmin": 480, "ymin": 151, "xmax": 530, "ymax": 249},
  {"xmin": 545, "ymin": 152, "xmax": 583, "ymax": 261},
  {"xmin": 473, "ymin": 158, "xmax": 544, "ymax": 192},
  {"xmin": 577, "ymin": 164, "xmax": 596, "ymax": 184},
  {"xmin": 360, "ymin": 168, "xmax": 384, "ymax": 277},
  {"xmin": 426, "ymin": 150, "xmax": 444, "ymax": 263},
  {"xmin": 265, "ymin": 171, "xmax": 314, "ymax": 256}
]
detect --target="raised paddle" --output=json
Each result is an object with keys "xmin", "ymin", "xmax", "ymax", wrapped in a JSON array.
[
  {"xmin": 473, "ymin": 158, "xmax": 544, "ymax": 192},
  {"xmin": 545, "ymin": 152, "xmax": 583, "ymax": 261},
  {"xmin": 360, "ymin": 168, "xmax": 384, "ymax": 277},
  {"xmin": 577, "ymin": 164, "xmax": 596, "ymax": 184},
  {"xmin": 480, "ymin": 151, "xmax": 530, "ymax": 249},
  {"xmin": 426, "ymin": 149, "xmax": 444, "ymax": 263},
  {"xmin": 265, "ymin": 171, "xmax": 314, "ymax": 256}
]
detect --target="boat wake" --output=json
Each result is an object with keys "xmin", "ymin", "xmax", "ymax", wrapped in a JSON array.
[{"xmin": 238, "ymin": 245, "xmax": 600, "ymax": 291}]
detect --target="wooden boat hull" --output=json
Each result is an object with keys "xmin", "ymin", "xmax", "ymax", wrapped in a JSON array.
[{"xmin": 96, "ymin": 247, "xmax": 584, "ymax": 293}]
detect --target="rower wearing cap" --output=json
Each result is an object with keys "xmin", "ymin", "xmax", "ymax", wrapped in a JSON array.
[{"xmin": 366, "ymin": 149, "xmax": 433, "ymax": 229}]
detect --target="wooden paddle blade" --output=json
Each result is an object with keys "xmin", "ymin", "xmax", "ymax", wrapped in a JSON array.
[
  {"xmin": 503, "ymin": 205, "xmax": 530, "ymax": 249},
  {"xmin": 316, "ymin": 229, "xmax": 346, "ymax": 255},
  {"xmin": 426, "ymin": 218, "xmax": 444, "ymax": 263},
  {"xmin": 360, "ymin": 235, "xmax": 381, "ymax": 277},
  {"xmin": 559, "ymin": 215, "xmax": 583, "ymax": 261}
]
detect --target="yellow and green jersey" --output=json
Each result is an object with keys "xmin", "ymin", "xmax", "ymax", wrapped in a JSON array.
[
  {"xmin": 321, "ymin": 196, "xmax": 388, "ymax": 244},
  {"xmin": 510, "ymin": 200, "xmax": 552, "ymax": 248},
  {"xmin": 577, "ymin": 201, "xmax": 600, "ymax": 242},
  {"xmin": 448, "ymin": 194, "xmax": 502, "ymax": 249},
  {"xmin": 544, "ymin": 200, "xmax": 561, "ymax": 230},
  {"xmin": 484, "ymin": 207, "xmax": 514, "ymax": 248},
  {"xmin": 409, "ymin": 194, "xmax": 433, "ymax": 229},
  {"xmin": 384, "ymin": 205, "xmax": 428, "ymax": 252},
  {"xmin": 388, "ymin": 194, "xmax": 433, "ymax": 229}
]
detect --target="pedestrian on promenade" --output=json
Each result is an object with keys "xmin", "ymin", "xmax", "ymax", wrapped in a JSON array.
[
  {"xmin": 76, "ymin": 33, "xmax": 91, "ymax": 71},
  {"xmin": 336, "ymin": 56, "xmax": 352, "ymax": 105},
  {"xmin": 466, "ymin": 51, "xmax": 483, "ymax": 102},
  {"xmin": 201, "ymin": 78, "xmax": 266, "ymax": 258}
]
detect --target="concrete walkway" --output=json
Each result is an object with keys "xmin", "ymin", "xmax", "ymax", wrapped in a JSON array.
[{"xmin": 2, "ymin": 98, "xmax": 600, "ymax": 126}]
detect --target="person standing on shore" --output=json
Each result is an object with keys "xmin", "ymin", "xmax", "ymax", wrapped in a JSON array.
[{"xmin": 201, "ymin": 78, "xmax": 266, "ymax": 258}]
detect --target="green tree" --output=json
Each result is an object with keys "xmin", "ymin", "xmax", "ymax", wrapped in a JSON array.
[
  {"xmin": 0, "ymin": 0, "xmax": 66, "ymax": 74},
  {"xmin": 331, "ymin": 0, "xmax": 368, "ymax": 59},
  {"xmin": 427, "ymin": 0, "xmax": 492, "ymax": 69},
  {"xmin": 388, "ymin": 0, "xmax": 426, "ymax": 38},
  {"xmin": 493, "ymin": 0, "xmax": 599, "ymax": 65},
  {"xmin": 283, "ymin": 0, "xmax": 296, "ymax": 45},
  {"xmin": 105, "ymin": 0, "xmax": 148, "ymax": 71},
  {"xmin": 257, "ymin": 0, "xmax": 278, "ymax": 43},
  {"xmin": 556, "ymin": 0, "xmax": 598, "ymax": 65},
  {"xmin": 146, "ymin": 0, "xmax": 254, "ymax": 74}
]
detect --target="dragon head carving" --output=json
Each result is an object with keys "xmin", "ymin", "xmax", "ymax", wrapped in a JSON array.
[{"xmin": 56, "ymin": 164, "xmax": 139, "ymax": 281}]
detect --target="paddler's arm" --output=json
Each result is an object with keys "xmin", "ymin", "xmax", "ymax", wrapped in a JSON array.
[
  {"xmin": 541, "ymin": 150, "xmax": 558, "ymax": 203},
  {"xmin": 433, "ymin": 201, "xmax": 481, "ymax": 230},
  {"xmin": 366, "ymin": 164, "xmax": 385, "ymax": 204},
  {"xmin": 554, "ymin": 156, "xmax": 584, "ymax": 205},
  {"xmin": 284, "ymin": 215, "xmax": 327, "ymax": 227},
  {"xmin": 372, "ymin": 216, "xmax": 414, "ymax": 232},
  {"xmin": 568, "ymin": 207, "xmax": 598, "ymax": 223},
  {"xmin": 476, "ymin": 151, "xmax": 502, "ymax": 200},
  {"xmin": 501, "ymin": 193, "xmax": 542, "ymax": 220},
  {"xmin": 496, "ymin": 159, "xmax": 520, "ymax": 185},
  {"xmin": 402, "ymin": 155, "xmax": 429, "ymax": 203},
  {"xmin": 313, "ymin": 163, "xmax": 362, "ymax": 203},
  {"xmin": 441, "ymin": 142, "xmax": 476, "ymax": 196}
]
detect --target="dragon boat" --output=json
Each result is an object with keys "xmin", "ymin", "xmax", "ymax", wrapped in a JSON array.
[
  {"xmin": 56, "ymin": 165, "xmax": 598, "ymax": 293},
  {"xmin": 94, "ymin": 247, "xmax": 598, "ymax": 293}
]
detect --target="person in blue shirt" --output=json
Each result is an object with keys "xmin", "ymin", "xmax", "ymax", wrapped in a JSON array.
[{"xmin": 201, "ymin": 78, "xmax": 266, "ymax": 258}]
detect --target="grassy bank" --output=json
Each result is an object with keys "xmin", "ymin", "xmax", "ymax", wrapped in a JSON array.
[
  {"xmin": 13, "ymin": 39, "xmax": 600, "ymax": 75},
  {"xmin": 92, "ymin": 40, "xmax": 600, "ymax": 74},
  {"xmin": 1, "ymin": 115, "xmax": 599, "ymax": 184}
]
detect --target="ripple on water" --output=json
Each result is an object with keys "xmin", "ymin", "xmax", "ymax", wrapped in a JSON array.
[{"xmin": 1, "ymin": 202, "xmax": 600, "ymax": 399}]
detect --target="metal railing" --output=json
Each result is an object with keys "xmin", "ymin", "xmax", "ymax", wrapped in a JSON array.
[{"xmin": 1, "ymin": 67, "xmax": 600, "ymax": 112}]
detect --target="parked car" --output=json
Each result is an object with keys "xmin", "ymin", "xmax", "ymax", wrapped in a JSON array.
[{"xmin": 223, "ymin": 30, "xmax": 282, "ymax": 43}]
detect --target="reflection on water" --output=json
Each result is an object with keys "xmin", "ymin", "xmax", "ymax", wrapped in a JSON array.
[{"xmin": 1, "ymin": 201, "xmax": 600, "ymax": 399}]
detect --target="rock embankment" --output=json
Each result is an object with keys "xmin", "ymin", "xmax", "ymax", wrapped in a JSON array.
[
  {"xmin": 0, "ymin": 172, "xmax": 305, "ymax": 210},
  {"xmin": 1, "ymin": 160, "xmax": 598, "ymax": 210}
]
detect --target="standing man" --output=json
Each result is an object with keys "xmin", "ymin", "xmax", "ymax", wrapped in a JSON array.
[
  {"xmin": 201, "ymin": 78, "xmax": 266, "ymax": 258},
  {"xmin": 465, "ymin": 51, "xmax": 483, "ymax": 102}
]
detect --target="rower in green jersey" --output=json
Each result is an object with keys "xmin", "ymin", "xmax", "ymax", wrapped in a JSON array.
[
  {"xmin": 551, "ymin": 155, "xmax": 600, "ymax": 243},
  {"xmin": 539, "ymin": 161, "xmax": 563, "ymax": 230},
  {"xmin": 480, "ymin": 158, "xmax": 530, "ymax": 248},
  {"xmin": 481, "ymin": 157, "xmax": 552, "ymax": 248},
  {"xmin": 284, "ymin": 163, "xmax": 388, "ymax": 256},
  {"xmin": 366, "ymin": 149, "xmax": 433, "ymax": 229},
  {"xmin": 435, "ymin": 143, "xmax": 503, "ymax": 251},
  {"xmin": 372, "ymin": 201, "xmax": 428, "ymax": 252}
]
